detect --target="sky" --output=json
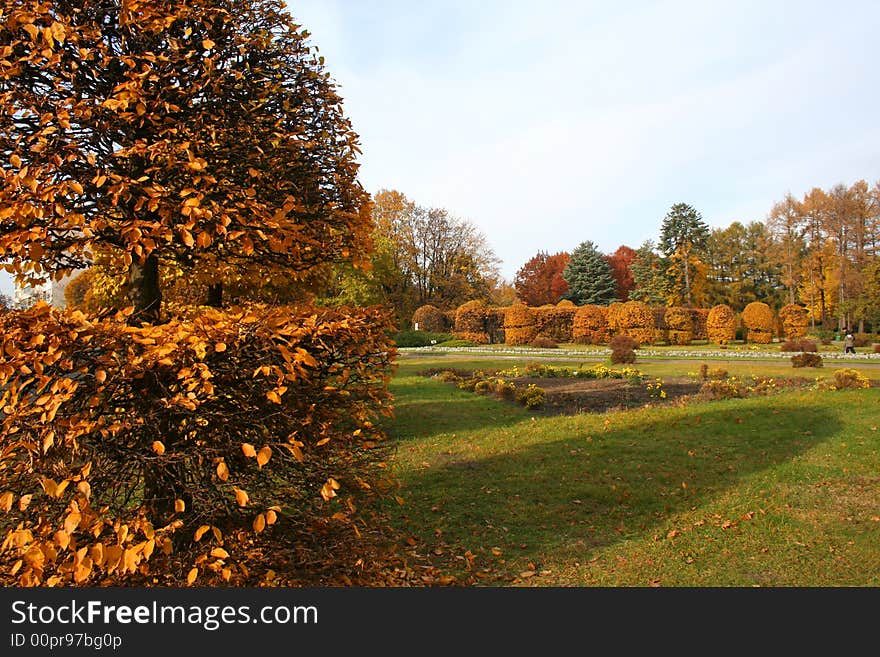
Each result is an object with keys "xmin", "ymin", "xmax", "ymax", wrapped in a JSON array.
[{"xmin": 3, "ymin": 0, "xmax": 879, "ymax": 297}]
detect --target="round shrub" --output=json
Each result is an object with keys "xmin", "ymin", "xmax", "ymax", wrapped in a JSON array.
[
  {"xmin": 557, "ymin": 299, "xmax": 576, "ymax": 308},
  {"xmin": 664, "ymin": 306, "xmax": 693, "ymax": 345},
  {"xmin": 611, "ymin": 347, "xmax": 636, "ymax": 364},
  {"xmin": 412, "ymin": 304, "xmax": 448, "ymax": 333},
  {"xmin": 742, "ymin": 301, "xmax": 774, "ymax": 344},
  {"xmin": 454, "ymin": 300, "xmax": 489, "ymax": 343},
  {"xmin": 515, "ymin": 384, "xmax": 546, "ymax": 409},
  {"xmin": 830, "ymin": 368, "xmax": 870, "ymax": 390},
  {"xmin": 572, "ymin": 305, "xmax": 609, "ymax": 344},
  {"xmin": 780, "ymin": 338, "xmax": 817, "ymax": 353},
  {"xmin": 615, "ymin": 301, "xmax": 658, "ymax": 345},
  {"xmin": 778, "ymin": 304, "xmax": 809, "ymax": 340},
  {"xmin": 791, "ymin": 353, "xmax": 823, "ymax": 368},
  {"xmin": 504, "ymin": 303, "xmax": 538, "ymax": 346},
  {"xmin": 707, "ymin": 304, "xmax": 736, "ymax": 345},
  {"xmin": 609, "ymin": 333, "xmax": 639, "ymax": 351},
  {"xmin": 606, "ymin": 302, "xmax": 625, "ymax": 333}
]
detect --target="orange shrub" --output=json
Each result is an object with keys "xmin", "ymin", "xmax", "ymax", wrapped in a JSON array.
[
  {"xmin": 0, "ymin": 302, "xmax": 395, "ymax": 587},
  {"xmin": 689, "ymin": 308, "xmax": 709, "ymax": 341},
  {"xmin": 412, "ymin": 304, "xmax": 448, "ymax": 333},
  {"xmin": 778, "ymin": 303, "xmax": 809, "ymax": 339},
  {"xmin": 742, "ymin": 301, "xmax": 774, "ymax": 343},
  {"xmin": 504, "ymin": 303, "xmax": 537, "ymax": 345},
  {"xmin": 615, "ymin": 301, "xmax": 658, "ymax": 345},
  {"xmin": 664, "ymin": 306, "xmax": 693, "ymax": 345},
  {"xmin": 535, "ymin": 304, "xmax": 577, "ymax": 343},
  {"xmin": 484, "ymin": 306, "xmax": 507, "ymax": 344},
  {"xmin": 606, "ymin": 302, "xmax": 624, "ymax": 333},
  {"xmin": 454, "ymin": 300, "xmax": 489, "ymax": 343},
  {"xmin": 707, "ymin": 304, "xmax": 736, "ymax": 345},
  {"xmin": 572, "ymin": 305, "xmax": 609, "ymax": 344}
]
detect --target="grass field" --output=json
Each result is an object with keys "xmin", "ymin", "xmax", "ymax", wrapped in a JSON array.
[{"xmin": 383, "ymin": 354, "xmax": 880, "ymax": 586}]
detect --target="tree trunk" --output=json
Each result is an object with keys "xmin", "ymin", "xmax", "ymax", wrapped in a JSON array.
[
  {"xmin": 207, "ymin": 282, "xmax": 223, "ymax": 308},
  {"xmin": 127, "ymin": 254, "xmax": 162, "ymax": 324}
]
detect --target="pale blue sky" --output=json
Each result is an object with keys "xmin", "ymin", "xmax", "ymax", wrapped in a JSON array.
[{"xmin": 3, "ymin": 0, "xmax": 878, "ymax": 297}]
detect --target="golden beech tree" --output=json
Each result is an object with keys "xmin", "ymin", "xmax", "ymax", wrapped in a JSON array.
[
  {"xmin": 0, "ymin": 0, "xmax": 372, "ymax": 320},
  {"xmin": 0, "ymin": 1, "xmax": 396, "ymax": 587}
]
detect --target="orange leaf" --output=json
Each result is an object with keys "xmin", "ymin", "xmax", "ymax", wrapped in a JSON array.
[
  {"xmin": 186, "ymin": 567, "xmax": 198, "ymax": 585},
  {"xmin": 210, "ymin": 548, "xmax": 229, "ymax": 559},
  {"xmin": 266, "ymin": 509, "xmax": 277, "ymax": 525},
  {"xmin": 152, "ymin": 441, "xmax": 165, "ymax": 455},
  {"xmin": 241, "ymin": 443, "xmax": 256, "ymax": 458},
  {"xmin": 233, "ymin": 488, "xmax": 249, "ymax": 507},
  {"xmin": 216, "ymin": 460, "xmax": 229, "ymax": 481},
  {"xmin": 256, "ymin": 446, "xmax": 271, "ymax": 468},
  {"xmin": 174, "ymin": 499, "xmax": 186, "ymax": 513},
  {"xmin": 194, "ymin": 525, "xmax": 211, "ymax": 542},
  {"xmin": 253, "ymin": 513, "xmax": 265, "ymax": 534}
]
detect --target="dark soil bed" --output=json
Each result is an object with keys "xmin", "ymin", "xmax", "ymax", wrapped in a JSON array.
[{"xmin": 513, "ymin": 376, "xmax": 703, "ymax": 415}]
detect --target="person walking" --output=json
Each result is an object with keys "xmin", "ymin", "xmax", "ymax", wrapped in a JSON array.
[{"xmin": 844, "ymin": 331, "xmax": 855, "ymax": 354}]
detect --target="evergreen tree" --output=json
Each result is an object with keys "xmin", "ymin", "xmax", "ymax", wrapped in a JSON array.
[
  {"xmin": 562, "ymin": 240, "xmax": 617, "ymax": 305},
  {"xmin": 629, "ymin": 240, "xmax": 671, "ymax": 305},
  {"xmin": 659, "ymin": 203, "xmax": 710, "ymax": 306}
]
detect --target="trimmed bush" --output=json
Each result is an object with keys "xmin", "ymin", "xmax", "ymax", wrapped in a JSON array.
[
  {"xmin": 664, "ymin": 306, "xmax": 693, "ymax": 345},
  {"xmin": 854, "ymin": 333, "xmax": 874, "ymax": 348},
  {"xmin": 742, "ymin": 301, "xmax": 774, "ymax": 344},
  {"xmin": 780, "ymin": 339, "xmax": 818, "ymax": 352},
  {"xmin": 454, "ymin": 300, "xmax": 487, "ymax": 336},
  {"xmin": 875, "ymin": 344, "xmax": 880, "ymax": 354},
  {"xmin": 615, "ymin": 301, "xmax": 658, "ymax": 345},
  {"xmin": 534, "ymin": 304, "xmax": 577, "ymax": 343},
  {"xmin": 778, "ymin": 304, "xmax": 809, "ymax": 339},
  {"xmin": 529, "ymin": 336, "xmax": 559, "ymax": 349},
  {"xmin": 791, "ymin": 353, "xmax": 823, "ymax": 368},
  {"xmin": 609, "ymin": 333, "xmax": 639, "ymax": 351},
  {"xmin": 611, "ymin": 347, "xmax": 636, "ymax": 364},
  {"xmin": 412, "ymin": 304, "xmax": 449, "ymax": 333},
  {"xmin": 504, "ymin": 304, "xmax": 538, "ymax": 346},
  {"xmin": 707, "ymin": 304, "xmax": 736, "ymax": 345},
  {"xmin": 572, "ymin": 305, "xmax": 609, "ymax": 344},
  {"xmin": 606, "ymin": 302, "xmax": 624, "ymax": 334},
  {"xmin": 689, "ymin": 308, "xmax": 709, "ymax": 341}
]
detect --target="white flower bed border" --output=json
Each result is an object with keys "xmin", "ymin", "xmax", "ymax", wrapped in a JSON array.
[{"xmin": 399, "ymin": 345, "xmax": 880, "ymax": 361}]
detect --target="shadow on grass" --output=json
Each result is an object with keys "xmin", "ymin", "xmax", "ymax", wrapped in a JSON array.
[
  {"xmin": 386, "ymin": 376, "xmax": 531, "ymax": 440},
  {"xmin": 392, "ymin": 396, "xmax": 840, "ymax": 569}
]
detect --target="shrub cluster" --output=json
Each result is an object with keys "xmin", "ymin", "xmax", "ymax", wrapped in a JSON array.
[
  {"xmin": 689, "ymin": 308, "xmax": 710, "ymax": 341},
  {"xmin": 853, "ymin": 333, "xmax": 875, "ymax": 348},
  {"xmin": 515, "ymin": 384, "xmax": 546, "ymax": 409},
  {"xmin": 529, "ymin": 336, "xmax": 559, "ymax": 349},
  {"xmin": 829, "ymin": 368, "xmax": 870, "ymax": 390},
  {"xmin": 572, "ymin": 305, "xmax": 609, "ymax": 344}
]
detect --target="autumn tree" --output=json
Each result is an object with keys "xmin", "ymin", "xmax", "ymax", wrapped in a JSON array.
[
  {"xmin": 562, "ymin": 240, "xmax": 616, "ymax": 305},
  {"xmin": 659, "ymin": 203, "xmax": 710, "ymax": 306},
  {"xmin": 0, "ymin": 0, "xmax": 396, "ymax": 586},
  {"xmin": 513, "ymin": 250, "xmax": 570, "ymax": 306},
  {"xmin": 603, "ymin": 245, "xmax": 636, "ymax": 302}
]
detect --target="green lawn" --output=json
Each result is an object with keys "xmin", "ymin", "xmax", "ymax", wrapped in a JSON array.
[{"xmin": 383, "ymin": 355, "xmax": 880, "ymax": 586}]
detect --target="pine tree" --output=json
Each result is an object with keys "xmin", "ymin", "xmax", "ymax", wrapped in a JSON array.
[
  {"xmin": 659, "ymin": 203, "xmax": 710, "ymax": 306},
  {"xmin": 629, "ymin": 240, "xmax": 671, "ymax": 305},
  {"xmin": 562, "ymin": 240, "xmax": 617, "ymax": 305}
]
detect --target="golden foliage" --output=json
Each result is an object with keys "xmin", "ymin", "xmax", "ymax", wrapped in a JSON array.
[
  {"xmin": 453, "ymin": 300, "xmax": 489, "ymax": 343},
  {"xmin": 411, "ymin": 305, "xmax": 448, "ymax": 333},
  {"xmin": 706, "ymin": 304, "xmax": 736, "ymax": 345},
  {"xmin": 0, "ymin": 302, "xmax": 395, "ymax": 586},
  {"xmin": 614, "ymin": 301, "xmax": 658, "ymax": 345},
  {"xmin": 664, "ymin": 307, "xmax": 693, "ymax": 345},
  {"xmin": 534, "ymin": 304, "xmax": 577, "ymax": 343},
  {"xmin": 503, "ymin": 304, "xmax": 537, "ymax": 346},
  {"xmin": 778, "ymin": 304, "xmax": 809, "ymax": 339},
  {"xmin": 572, "ymin": 305, "xmax": 609, "ymax": 344},
  {"xmin": 742, "ymin": 301, "xmax": 774, "ymax": 343}
]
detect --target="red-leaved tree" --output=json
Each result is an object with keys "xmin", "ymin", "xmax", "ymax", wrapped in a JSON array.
[{"xmin": 513, "ymin": 251, "xmax": 570, "ymax": 306}]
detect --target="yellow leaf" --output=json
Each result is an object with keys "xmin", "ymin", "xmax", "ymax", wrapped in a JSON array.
[
  {"xmin": 186, "ymin": 567, "xmax": 198, "ymax": 586},
  {"xmin": 320, "ymin": 478, "xmax": 340, "ymax": 501},
  {"xmin": 202, "ymin": 38, "xmax": 215, "ymax": 50},
  {"xmin": 152, "ymin": 441, "xmax": 165, "ymax": 455},
  {"xmin": 0, "ymin": 491, "xmax": 13, "ymax": 513},
  {"xmin": 174, "ymin": 499, "xmax": 186, "ymax": 513},
  {"xmin": 194, "ymin": 525, "xmax": 211, "ymax": 542},
  {"xmin": 253, "ymin": 513, "xmax": 265, "ymax": 534},
  {"xmin": 64, "ymin": 511, "xmax": 81, "ymax": 534},
  {"xmin": 210, "ymin": 547, "xmax": 229, "ymax": 559},
  {"xmin": 256, "ymin": 446, "xmax": 271, "ymax": 468},
  {"xmin": 266, "ymin": 390, "xmax": 281, "ymax": 404},
  {"xmin": 10, "ymin": 153, "xmax": 21, "ymax": 167},
  {"xmin": 241, "ymin": 443, "xmax": 256, "ymax": 458},
  {"xmin": 216, "ymin": 460, "xmax": 229, "ymax": 481},
  {"xmin": 234, "ymin": 488, "xmax": 249, "ymax": 507}
]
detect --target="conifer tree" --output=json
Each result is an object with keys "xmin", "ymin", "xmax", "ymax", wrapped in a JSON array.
[{"xmin": 562, "ymin": 240, "xmax": 617, "ymax": 305}]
